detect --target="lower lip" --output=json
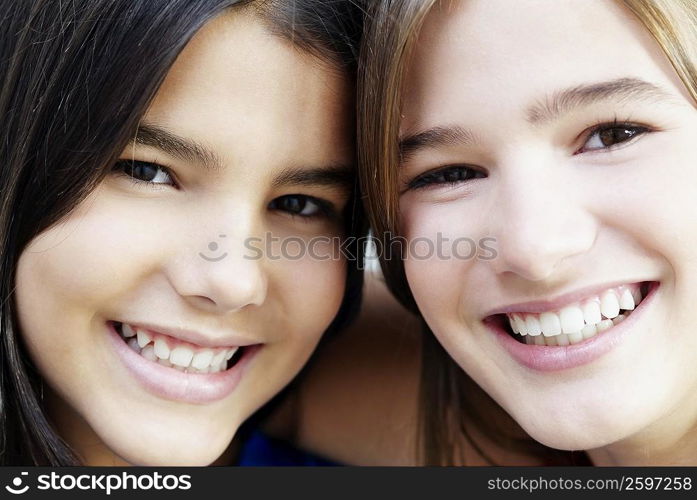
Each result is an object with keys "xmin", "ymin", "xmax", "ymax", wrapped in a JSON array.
[
  {"xmin": 106, "ymin": 322, "xmax": 260, "ymax": 404},
  {"xmin": 487, "ymin": 282, "xmax": 659, "ymax": 372}
]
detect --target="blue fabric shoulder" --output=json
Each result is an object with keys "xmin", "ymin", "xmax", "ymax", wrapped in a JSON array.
[{"xmin": 237, "ymin": 429, "xmax": 338, "ymax": 466}]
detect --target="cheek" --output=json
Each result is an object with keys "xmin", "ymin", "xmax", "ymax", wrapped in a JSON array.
[
  {"xmin": 401, "ymin": 199, "xmax": 478, "ymax": 318},
  {"xmin": 14, "ymin": 191, "xmax": 179, "ymax": 372},
  {"xmin": 17, "ymin": 193, "xmax": 175, "ymax": 314},
  {"xmin": 269, "ymin": 243, "xmax": 347, "ymax": 341},
  {"xmin": 609, "ymin": 142, "xmax": 697, "ymax": 337},
  {"xmin": 587, "ymin": 137, "xmax": 697, "ymax": 279}
]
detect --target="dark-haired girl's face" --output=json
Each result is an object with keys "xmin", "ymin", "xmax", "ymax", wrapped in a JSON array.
[
  {"xmin": 398, "ymin": 0, "xmax": 697, "ymax": 461},
  {"xmin": 16, "ymin": 11, "xmax": 353, "ymax": 465}
]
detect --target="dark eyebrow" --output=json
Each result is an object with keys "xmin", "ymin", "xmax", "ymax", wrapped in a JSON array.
[
  {"xmin": 399, "ymin": 125, "xmax": 477, "ymax": 162},
  {"xmin": 131, "ymin": 123, "xmax": 353, "ymax": 189},
  {"xmin": 526, "ymin": 77, "xmax": 676, "ymax": 125},
  {"xmin": 130, "ymin": 123, "xmax": 224, "ymax": 172},
  {"xmin": 272, "ymin": 164, "xmax": 354, "ymax": 189}
]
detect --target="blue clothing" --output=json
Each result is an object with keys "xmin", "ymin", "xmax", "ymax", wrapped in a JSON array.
[{"xmin": 237, "ymin": 430, "xmax": 338, "ymax": 466}]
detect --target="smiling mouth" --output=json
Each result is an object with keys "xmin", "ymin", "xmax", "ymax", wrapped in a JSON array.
[
  {"xmin": 488, "ymin": 282, "xmax": 655, "ymax": 346},
  {"xmin": 112, "ymin": 321, "xmax": 245, "ymax": 374}
]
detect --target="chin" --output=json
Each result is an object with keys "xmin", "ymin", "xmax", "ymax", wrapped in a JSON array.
[
  {"xmin": 524, "ymin": 427, "xmax": 615, "ymax": 452},
  {"xmin": 109, "ymin": 436, "xmax": 230, "ymax": 466},
  {"xmin": 511, "ymin": 404, "xmax": 642, "ymax": 453},
  {"xmin": 93, "ymin": 417, "xmax": 236, "ymax": 466}
]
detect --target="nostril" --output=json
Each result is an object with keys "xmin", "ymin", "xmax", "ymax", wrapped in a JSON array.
[{"xmin": 193, "ymin": 295, "xmax": 217, "ymax": 307}]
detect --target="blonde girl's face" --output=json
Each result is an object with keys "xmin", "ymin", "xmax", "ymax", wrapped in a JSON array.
[
  {"xmin": 15, "ymin": 11, "xmax": 353, "ymax": 465},
  {"xmin": 398, "ymin": 0, "xmax": 697, "ymax": 453}
]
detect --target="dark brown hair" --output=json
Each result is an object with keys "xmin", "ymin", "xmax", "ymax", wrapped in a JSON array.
[{"xmin": 0, "ymin": 0, "xmax": 365, "ymax": 465}]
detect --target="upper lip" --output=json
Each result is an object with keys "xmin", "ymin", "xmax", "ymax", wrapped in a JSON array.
[
  {"xmin": 482, "ymin": 280, "xmax": 651, "ymax": 318},
  {"xmin": 117, "ymin": 320, "xmax": 259, "ymax": 349}
]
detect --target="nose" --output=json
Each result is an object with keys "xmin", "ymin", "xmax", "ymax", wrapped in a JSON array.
[
  {"xmin": 166, "ymin": 228, "xmax": 267, "ymax": 314},
  {"xmin": 488, "ymin": 156, "xmax": 597, "ymax": 281}
]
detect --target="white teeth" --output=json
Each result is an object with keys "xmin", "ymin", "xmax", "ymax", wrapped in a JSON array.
[
  {"xmin": 567, "ymin": 330, "xmax": 584, "ymax": 345},
  {"xmin": 154, "ymin": 337, "xmax": 170, "ymax": 360},
  {"xmin": 596, "ymin": 319, "xmax": 613, "ymax": 332},
  {"xmin": 581, "ymin": 323, "xmax": 598, "ymax": 339},
  {"xmin": 619, "ymin": 289, "xmax": 635, "ymax": 310},
  {"xmin": 127, "ymin": 337, "xmax": 141, "ymax": 353},
  {"xmin": 539, "ymin": 312, "xmax": 562, "ymax": 336},
  {"xmin": 513, "ymin": 314, "xmax": 528, "ymax": 335},
  {"xmin": 600, "ymin": 290, "xmax": 620, "ymax": 319},
  {"xmin": 137, "ymin": 329, "xmax": 152, "ymax": 348},
  {"xmin": 118, "ymin": 323, "xmax": 242, "ymax": 372},
  {"xmin": 504, "ymin": 283, "xmax": 647, "ymax": 347},
  {"xmin": 509, "ymin": 317, "xmax": 519, "ymax": 334},
  {"xmin": 524, "ymin": 316, "xmax": 542, "ymax": 336},
  {"xmin": 582, "ymin": 301, "xmax": 602, "ymax": 326},
  {"xmin": 141, "ymin": 344, "xmax": 157, "ymax": 362},
  {"xmin": 211, "ymin": 350, "xmax": 227, "ymax": 369},
  {"xmin": 170, "ymin": 346, "xmax": 194, "ymax": 367},
  {"xmin": 191, "ymin": 349, "xmax": 215, "ymax": 370},
  {"xmin": 559, "ymin": 306, "xmax": 585, "ymax": 334},
  {"xmin": 122, "ymin": 324, "xmax": 137, "ymax": 338}
]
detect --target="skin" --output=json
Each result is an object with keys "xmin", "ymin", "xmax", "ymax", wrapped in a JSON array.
[
  {"xmin": 15, "ymin": 9, "xmax": 353, "ymax": 466},
  {"xmin": 269, "ymin": 271, "xmax": 547, "ymax": 465},
  {"xmin": 398, "ymin": 0, "xmax": 697, "ymax": 465}
]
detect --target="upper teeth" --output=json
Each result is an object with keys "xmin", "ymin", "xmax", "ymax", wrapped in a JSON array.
[
  {"xmin": 121, "ymin": 324, "xmax": 238, "ymax": 373},
  {"xmin": 506, "ymin": 284, "xmax": 643, "ymax": 346}
]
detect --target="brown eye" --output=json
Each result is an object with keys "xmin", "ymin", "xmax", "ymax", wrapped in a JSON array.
[
  {"xmin": 581, "ymin": 124, "xmax": 649, "ymax": 152},
  {"xmin": 599, "ymin": 128, "xmax": 636, "ymax": 146}
]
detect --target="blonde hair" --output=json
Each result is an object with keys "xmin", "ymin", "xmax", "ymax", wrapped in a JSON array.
[{"xmin": 358, "ymin": 0, "xmax": 697, "ymax": 465}]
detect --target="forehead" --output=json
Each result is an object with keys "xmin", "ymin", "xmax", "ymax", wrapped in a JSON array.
[
  {"xmin": 402, "ymin": 0, "xmax": 688, "ymax": 133},
  {"xmin": 144, "ymin": 9, "xmax": 353, "ymax": 173}
]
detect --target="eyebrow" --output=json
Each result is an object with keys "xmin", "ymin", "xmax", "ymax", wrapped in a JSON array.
[
  {"xmin": 526, "ymin": 77, "xmax": 676, "ymax": 125},
  {"xmin": 399, "ymin": 125, "xmax": 477, "ymax": 162},
  {"xmin": 131, "ymin": 123, "xmax": 354, "ymax": 189},
  {"xmin": 398, "ymin": 77, "xmax": 676, "ymax": 159},
  {"xmin": 272, "ymin": 164, "xmax": 355, "ymax": 189},
  {"xmin": 132, "ymin": 123, "xmax": 224, "ymax": 172}
]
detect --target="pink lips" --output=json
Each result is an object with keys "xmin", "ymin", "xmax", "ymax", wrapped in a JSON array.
[
  {"xmin": 487, "ymin": 282, "xmax": 659, "ymax": 371},
  {"xmin": 106, "ymin": 321, "xmax": 260, "ymax": 404}
]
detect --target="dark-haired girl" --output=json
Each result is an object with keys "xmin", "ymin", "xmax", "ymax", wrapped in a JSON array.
[{"xmin": 1, "ymin": 0, "xmax": 363, "ymax": 465}]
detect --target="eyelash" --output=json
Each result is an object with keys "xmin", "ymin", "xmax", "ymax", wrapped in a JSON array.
[
  {"xmin": 112, "ymin": 159, "xmax": 178, "ymax": 188},
  {"xmin": 268, "ymin": 195, "xmax": 338, "ymax": 221},
  {"xmin": 574, "ymin": 119, "xmax": 651, "ymax": 154},
  {"xmin": 407, "ymin": 165, "xmax": 486, "ymax": 190},
  {"xmin": 406, "ymin": 120, "xmax": 652, "ymax": 191},
  {"xmin": 111, "ymin": 159, "xmax": 338, "ymax": 220}
]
